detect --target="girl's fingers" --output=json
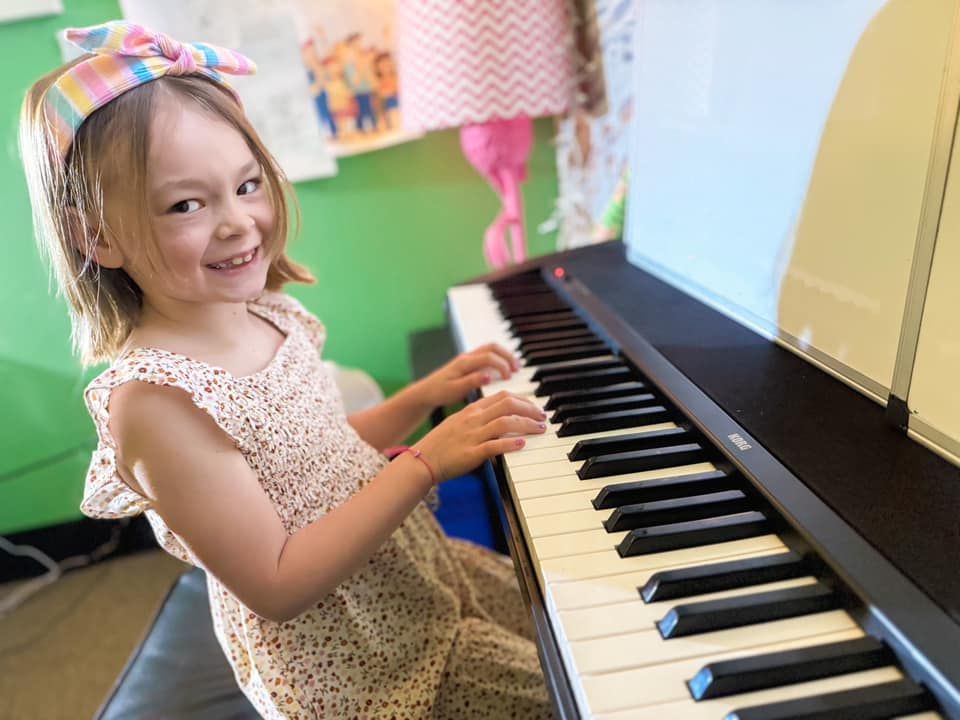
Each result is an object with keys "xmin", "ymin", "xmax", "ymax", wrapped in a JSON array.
[
  {"xmin": 471, "ymin": 389, "xmax": 514, "ymax": 409},
  {"xmin": 486, "ymin": 415, "xmax": 547, "ymax": 438},
  {"xmin": 482, "ymin": 342, "xmax": 521, "ymax": 372},
  {"xmin": 461, "ymin": 370, "xmax": 493, "ymax": 392},
  {"xmin": 484, "ymin": 436, "xmax": 529, "ymax": 456},
  {"xmin": 476, "ymin": 395, "xmax": 537, "ymax": 424},
  {"xmin": 460, "ymin": 348, "xmax": 515, "ymax": 380}
]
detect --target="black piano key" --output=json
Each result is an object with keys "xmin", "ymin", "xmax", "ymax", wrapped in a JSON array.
[
  {"xmin": 535, "ymin": 366, "xmax": 635, "ymax": 396},
  {"xmin": 593, "ymin": 468, "xmax": 740, "ymax": 509},
  {"xmin": 577, "ymin": 441, "xmax": 706, "ymax": 477},
  {"xmin": 530, "ymin": 355, "xmax": 621, "ymax": 382},
  {"xmin": 519, "ymin": 329, "xmax": 597, "ymax": 348},
  {"xmin": 511, "ymin": 318, "xmax": 588, "ymax": 336},
  {"xmin": 558, "ymin": 405, "xmax": 672, "ymax": 436},
  {"xmin": 520, "ymin": 335, "xmax": 603, "ymax": 355},
  {"xmin": 551, "ymin": 393, "xmax": 657, "ymax": 423},
  {"xmin": 489, "ymin": 283, "xmax": 549, "ymax": 299},
  {"xmin": 525, "ymin": 344, "xmax": 609, "ymax": 366},
  {"xmin": 688, "ymin": 636, "xmax": 891, "ymax": 700},
  {"xmin": 510, "ymin": 312, "xmax": 583, "ymax": 331},
  {"xmin": 495, "ymin": 285, "xmax": 563, "ymax": 307},
  {"xmin": 502, "ymin": 303, "xmax": 572, "ymax": 321},
  {"xmin": 544, "ymin": 380, "xmax": 647, "ymax": 410},
  {"xmin": 497, "ymin": 292, "xmax": 566, "ymax": 308},
  {"xmin": 724, "ymin": 678, "xmax": 935, "ymax": 720},
  {"xmin": 617, "ymin": 510, "xmax": 770, "ymax": 557},
  {"xmin": 641, "ymin": 551, "xmax": 808, "ymax": 603},
  {"xmin": 569, "ymin": 426, "xmax": 691, "ymax": 461},
  {"xmin": 603, "ymin": 490, "xmax": 754, "ymax": 532},
  {"xmin": 488, "ymin": 272, "xmax": 543, "ymax": 287},
  {"xmin": 656, "ymin": 583, "xmax": 838, "ymax": 639},
  {"xmin": 490, "ymin": 289, "xmax": 550, "ymax": 302}
]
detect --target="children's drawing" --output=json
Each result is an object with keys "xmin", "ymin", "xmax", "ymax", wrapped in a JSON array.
[{"xmin": 296, "ymin": 0, "xmax": 421, "ymax": 157}]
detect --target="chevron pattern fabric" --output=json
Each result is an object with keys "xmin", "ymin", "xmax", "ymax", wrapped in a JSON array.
[{"xmin": 397, "ymin": 0, "xmax": 575, "ymax": 131}]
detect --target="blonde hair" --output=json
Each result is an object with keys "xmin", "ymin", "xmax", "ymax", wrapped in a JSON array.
[{"xmin": 19, "ymin": 59, "xmax": 314, "ymax": 367}]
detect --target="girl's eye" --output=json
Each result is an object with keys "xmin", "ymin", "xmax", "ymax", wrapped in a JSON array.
[
  {"xmin": 238, "ymin": 178, "xmax": 261, "ymax": 195},
  {"xmin": 170, "ymin": 199, "xmax": 201, "ymax": 214}
]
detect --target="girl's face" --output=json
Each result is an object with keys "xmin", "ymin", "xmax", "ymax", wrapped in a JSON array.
[{"xmin": 110, "ymin": 100, "xmax": 275, "ymax": 308}]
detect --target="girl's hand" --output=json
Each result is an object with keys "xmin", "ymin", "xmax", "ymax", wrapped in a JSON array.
[
  {"xmin": 413, "ymin": 391, "xmax": 547, "ymax": 483},
  {"xmin": 417, "ymin": 343, "xmax": 521, "ymax": 408}
]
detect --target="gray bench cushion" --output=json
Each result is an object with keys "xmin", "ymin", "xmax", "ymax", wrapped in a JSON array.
[{"xmin": 95, "ymin": 567, "xmax": 259, "ymax": 720}]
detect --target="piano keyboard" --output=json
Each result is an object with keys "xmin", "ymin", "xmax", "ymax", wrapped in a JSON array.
[{"xmin": 447, "ymin": 271, "xmax": 948, "ymax": 720}]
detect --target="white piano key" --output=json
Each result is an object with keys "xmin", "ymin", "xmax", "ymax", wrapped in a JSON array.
[
  {"xmin": 496, "ymin": 366, "xmax": 538, "ymax": 383},
  {"xmin": 533, "ymin": 527, "xmax": 628, "ymax": 559},
  {"xmin": 513, "ymin": 462, "xmax": 718, "ymax": 499},
  {"xmin": 519, "ymin": 489, "xmax": 602, "ymax": 517},
  {"xmin": 482, "ymin": 379, "xmax": 539, "ymax": 396},
  {"xmin": 507, "ymin": 458, "xmax": 587, "ymax": 483},
  {"xmin": 593, "ymin": 667, "xmax": 903, "ymax": 720},
  {"xmin": 579, "ymin": 627, "xmax": 865, "ymax": 713},
  {"xmin": 524, "ymin": 507, "xmax": 611, "ymax": 537},
  {"xmin": 511, "ymin": 423, "xmax": 677, "ymax": 452},
  {"xmin": 570, "ymin": 609, "xmax": 858, "ymax": 674},
  {"xmin": 447, "ymin": 285, "xmax": 508, "ymax": 350},
  {"xmin": 560, "ymin": 577, "xmax": 818, "ymax": 641},
  {"xmin": 548, "ymin": 547, "xmax": 792, "ymax": 611},
  {"xmin": 504, "ymin": 422, "xmax": 682, "ymax": 465},
  {"xmin": 538, "ymin": 535, "xmax": 786, "ymax": 584},
  {"xmin": 521, "ymin": 477, "xmax": 751, "ymax": 535},
  {"xmin": 505, "ymin": 443, "xmax": 580, "ymax": 466}
]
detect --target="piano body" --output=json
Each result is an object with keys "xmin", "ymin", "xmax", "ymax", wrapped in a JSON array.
[
  {"xmin": 444, "ymin": 2, "xmax": 960, "ymax": 717},
  {"xmin": 446, "ymin": 245, "xmax": 960, "ymax": 718}
]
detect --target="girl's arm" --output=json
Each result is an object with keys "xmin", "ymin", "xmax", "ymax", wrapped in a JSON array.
[
  {"xmin": 109, "ymin": 382, "xmax": 543, "ymax": 623},
  {"xmin": 348, "ymin": 343, "xmax": 520, "ymax": 450}
]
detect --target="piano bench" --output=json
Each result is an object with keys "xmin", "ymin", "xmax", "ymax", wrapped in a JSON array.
[{"xmin": 94, "ymin": 567, "xmax": 259, "ymax": 720}]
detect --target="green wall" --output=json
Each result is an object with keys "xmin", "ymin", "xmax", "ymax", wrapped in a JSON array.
[{"xmin": 0, "ymin": 1, "xmax": 559, "ymax": 534}]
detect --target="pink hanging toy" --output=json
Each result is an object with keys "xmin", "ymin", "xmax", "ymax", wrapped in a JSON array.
[
  {"xmin": 396, "ymin": 0, "xmax": 574, "ymax": 269},
  {"xmin": 459, "ymin": 117, "xmax": 534, "ymax": 269}
]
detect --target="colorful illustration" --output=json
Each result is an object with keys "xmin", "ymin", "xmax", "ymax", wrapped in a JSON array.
[{"xmin": 296, "ymin": 0, "xmax": 420, "ymax": 156}]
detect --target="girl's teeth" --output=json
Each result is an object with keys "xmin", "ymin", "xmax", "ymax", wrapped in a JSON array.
[{"xmin": 212, "ymin": 251, "xmax": 255, "ymax": 269}]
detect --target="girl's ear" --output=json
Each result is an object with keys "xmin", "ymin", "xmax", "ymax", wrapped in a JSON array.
[
  {"xmin": 91, "ymin": 232, "xmax": 124, "ymax": 269},
  {"xmin": 65, "ymin": 207, "xmax": 124, "ymax": 269}
]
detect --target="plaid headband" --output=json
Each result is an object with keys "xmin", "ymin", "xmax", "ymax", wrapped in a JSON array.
[{"xmin": 44, "ymin": 20, "xmax": 257, "ymax": 159}]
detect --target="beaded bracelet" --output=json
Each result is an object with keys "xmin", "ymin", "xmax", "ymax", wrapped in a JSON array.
[{"xmin": 385, "ymin": 445, "xmax": 437, "ymax": 485}]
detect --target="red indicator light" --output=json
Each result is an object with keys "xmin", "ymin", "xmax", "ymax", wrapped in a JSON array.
[{"xmin": 553, "ymin": 267, "xmax": 566, "ymax": 279}]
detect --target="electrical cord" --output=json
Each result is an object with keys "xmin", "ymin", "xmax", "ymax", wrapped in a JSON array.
[{"xmin": 0, "ymin": 519, "xmax": 127, "ymax": 618}]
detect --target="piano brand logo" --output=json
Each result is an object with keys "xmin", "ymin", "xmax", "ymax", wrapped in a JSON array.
[{"xmin": 728, "ymin": 433, "xmax": 753, "ymax": 451}]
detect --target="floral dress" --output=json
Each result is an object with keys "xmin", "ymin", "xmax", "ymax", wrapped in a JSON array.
[{"xmin": 80, "ymin": 292, "xmax": 553, "ymax": 719}]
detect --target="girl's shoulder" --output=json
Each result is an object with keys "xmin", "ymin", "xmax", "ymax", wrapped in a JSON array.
[
  {"xmin": 80, "ymin": 344, "xmax": 245, "ymax": 543},
  {"xmin": 252, "ymin": 291, "xmax": 326, "ymax": 349}
]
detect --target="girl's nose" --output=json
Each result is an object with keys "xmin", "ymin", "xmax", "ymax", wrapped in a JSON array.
[{"xmin": 216, "ymin": 208, "xmax": 256, "ymax": 241}]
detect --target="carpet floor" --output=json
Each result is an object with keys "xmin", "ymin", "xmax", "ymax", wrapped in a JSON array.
[{"xmin": 0, "ymin": 551, "xmax": 187, "ymax": 720}]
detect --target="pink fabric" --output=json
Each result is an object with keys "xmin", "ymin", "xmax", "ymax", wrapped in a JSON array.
[
  {"xmin": 45, "ymin": 20, "xmax": 255, "ymax": 158},
  {"xmin": 396, "ymin": 0, "xmax": 574, "ymax": 132}
]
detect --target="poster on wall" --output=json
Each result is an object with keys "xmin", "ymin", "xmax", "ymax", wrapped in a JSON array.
[
  {"xmin": 117, "ymin": 0, "xmax": 337, "ymax": 182},
  {"xmin": 1, "ymin": 0, "xmax": 62, "ymax": 23},
  {"xmin": 292, "ymin": 0, "xmax": 422, "ymax": 156}
]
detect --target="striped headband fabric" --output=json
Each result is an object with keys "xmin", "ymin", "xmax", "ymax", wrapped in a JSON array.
[{"xmin": 44, "ymin": 20, "xmax": 257, "ymax": 159}]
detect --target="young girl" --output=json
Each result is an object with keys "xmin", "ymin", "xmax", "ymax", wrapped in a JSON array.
[{"xmin": 20, "ymin": 21, "xmax": 554, "ymax": 719}]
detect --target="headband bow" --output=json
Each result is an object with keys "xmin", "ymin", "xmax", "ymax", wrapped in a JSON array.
[{"xmin": 44, "ymin": 20, "xmax": 257, "ymax": 159}]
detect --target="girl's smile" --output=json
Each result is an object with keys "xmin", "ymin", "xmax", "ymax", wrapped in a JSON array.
[{"xmin": 206, "ymin": 245, "xmax": 261, "ymax": 273}]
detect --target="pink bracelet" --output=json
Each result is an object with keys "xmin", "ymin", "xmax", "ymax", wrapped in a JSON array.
[{"xmin": 385, "ymin": 445, "xmax": 437, "ymax": 485}]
